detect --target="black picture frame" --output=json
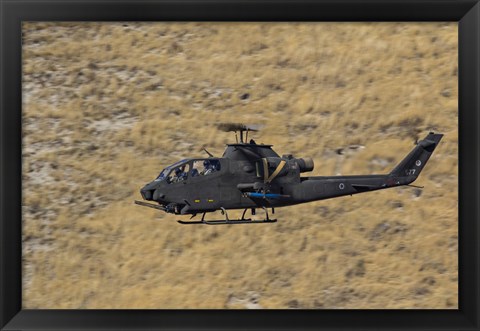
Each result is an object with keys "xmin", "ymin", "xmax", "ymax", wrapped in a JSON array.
[{"xmin": 1, "ymin": 0, "xmax": 478, "ymax": 330}]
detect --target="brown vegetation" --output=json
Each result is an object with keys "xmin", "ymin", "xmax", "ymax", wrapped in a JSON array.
[{"xmin": 22, "ymin": 22, "xmax": 457, "ymax": 308}]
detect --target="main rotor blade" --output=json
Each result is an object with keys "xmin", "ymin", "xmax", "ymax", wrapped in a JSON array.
[
  {"xmin": 202, "ymin": 147, "xmax": 214, "ymax": 157},
  {"xmin": 262, "ymin": 158, "xmax": 269, "ymax": 183},
  {"xmin": 217, "ymin": 123, "xmax": 264, "ymax": 132},
  {"xmin": 266, "ymin": 160, "xmax": 286, "ymax": 183}
]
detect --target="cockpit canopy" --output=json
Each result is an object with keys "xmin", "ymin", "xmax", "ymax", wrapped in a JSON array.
[
  {"xmin": 155, "ymin": 159, "xmax": 189, "ymax": 182},
  {"xmin": 155, "ymin": 158, "xmax": 222, "ymax": 184}
]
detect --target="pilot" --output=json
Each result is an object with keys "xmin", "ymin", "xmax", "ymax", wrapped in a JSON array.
[
  {"xmin": 202, "ymin": 160, "xmax": 214, "ymax": 175},
  {"xmin": 173, "ymin": 168, "xmax": 183, "ymax": 182},
  {"xmin": 178, "ymin": 166, "xmax": 188, "ymax": 181}
]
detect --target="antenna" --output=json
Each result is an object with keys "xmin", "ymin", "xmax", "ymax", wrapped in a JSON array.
[{"xmin": 203, "ymin": 147, "xmax": 214, "ymax": 157}]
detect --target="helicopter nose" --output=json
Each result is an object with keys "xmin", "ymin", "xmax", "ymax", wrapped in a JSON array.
[
  {"xmin": 140, "ymin": 188, "xmax": 153, "ymax": 200},
  {"xmin": 140, "ymin": 181, "xmax": 158, "ymax": 200},
  {"xmin": 152, "ymin": 189, "xmax": 166, "ymax": 202}
]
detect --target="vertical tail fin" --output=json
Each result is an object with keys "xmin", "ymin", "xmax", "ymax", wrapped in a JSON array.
[{"xmin": 390, "ymin": 132, "xmax": 443, "ymax": 182}]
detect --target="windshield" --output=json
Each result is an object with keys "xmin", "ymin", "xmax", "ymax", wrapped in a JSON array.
[
  {"xmin": 155, "ymin": 169, "xmax": 169, "ymax": 181},
  {"xmin": 154, "ymin": 159, "xmax": 189, "ymax": 181}
]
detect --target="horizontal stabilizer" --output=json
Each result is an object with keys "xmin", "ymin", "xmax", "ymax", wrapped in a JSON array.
[{"xmin": 351, "ymin": 183, "xmax": 378, "ymax": 189}]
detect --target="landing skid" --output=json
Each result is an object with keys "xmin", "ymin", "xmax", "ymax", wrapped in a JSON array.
[
  {"xmin": 177, "ymin": 220, "xmax": 208, "ymax": 225},
  {"xmin": 178, "ymin": 219, "xmax": 277, "ymax": 225},
  {"xmin": 177, "ymin": 207, "xmax": 277, "ymax": 225}
]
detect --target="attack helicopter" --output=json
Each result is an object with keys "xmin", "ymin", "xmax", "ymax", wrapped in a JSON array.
[{"xmin": 135, "ymin": 124, "xmax": 443, "ymax": 225}]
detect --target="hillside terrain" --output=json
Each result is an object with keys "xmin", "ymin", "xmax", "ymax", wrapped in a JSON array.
[{"xmin": 22, "ymin": 22, "xmax": 458, "ymax": 308}]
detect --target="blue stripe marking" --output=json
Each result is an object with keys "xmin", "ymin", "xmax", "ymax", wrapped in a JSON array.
[{"xmin": 246, "ymin": 192, "xmax": 283, "ymax": 199}]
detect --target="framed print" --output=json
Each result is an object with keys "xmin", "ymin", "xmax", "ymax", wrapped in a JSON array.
[
  {"xmin": 20, "ymin": 21, "xmax": 460, "ymax": 309},
  {"xmin": 1, "ymin": 0, "xmax": 479, "ymax": 330}
]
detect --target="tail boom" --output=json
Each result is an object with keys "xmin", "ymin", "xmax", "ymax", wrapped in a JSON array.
[{"xmin": 290, "ymin": 132, "xmax": 443, "ymax": 204}]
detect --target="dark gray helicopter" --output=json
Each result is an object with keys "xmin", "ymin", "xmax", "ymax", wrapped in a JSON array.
[{"xmin": 135, "ymin": 124, "xmax": 443, "ymax": 225}]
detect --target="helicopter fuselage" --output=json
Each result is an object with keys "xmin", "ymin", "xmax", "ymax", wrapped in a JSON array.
[{"xmin": 139, "ymin": 132, "xmax": 442, "ymax": 217}]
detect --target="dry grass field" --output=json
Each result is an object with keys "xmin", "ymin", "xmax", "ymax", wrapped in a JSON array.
[{"xmin": 22, "ymin": 22, "xmax": 458, "ymax": 309}]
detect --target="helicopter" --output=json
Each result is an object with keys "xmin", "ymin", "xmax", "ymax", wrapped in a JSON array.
[{"xmin": 135, "ymin": 123, "xmax": 443, "ymax": 225}]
